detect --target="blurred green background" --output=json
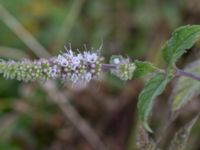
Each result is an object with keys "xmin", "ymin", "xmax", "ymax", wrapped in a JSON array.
[{"xmin": 0, "ymin": 0, "xmax": 200, "ymax": 150}]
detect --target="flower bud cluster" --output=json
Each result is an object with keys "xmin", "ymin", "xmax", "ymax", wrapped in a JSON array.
[
  {"xmin": 0, "ymin": 49, "xmax": 104, "ymax": 86},
  {"xmin": 0, "ymin": 58, "xmax": 51, "ymax": 82},
  {"xmin": 0, "ymin": 48, "xmax": 136, "ymax": 85},
  {"xmin": 110, "ymin": 56, "xmax": 136, "ymax": 80},
  {"xmin": 50, "ymin": 50, "xmax": 104, "ymax": 86}
]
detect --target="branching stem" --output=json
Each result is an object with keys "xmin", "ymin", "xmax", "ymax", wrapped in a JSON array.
[{"xmin": 176, "ymin": 69, "xmax": 200, "ymax": 82}]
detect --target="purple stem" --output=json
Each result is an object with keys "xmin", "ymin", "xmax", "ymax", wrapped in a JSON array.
[
  {"xmin": 101, "ymin": 64, "xmax": 117, "ymax": 70},
  {"xmin": 176, "ymin": 69, "xmax": 200, "ymax": 82}
]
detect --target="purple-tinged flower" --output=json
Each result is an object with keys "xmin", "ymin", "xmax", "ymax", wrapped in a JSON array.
[
  {"xmin": 71, "ymin": 56, "xmax": 81, "ymax": 70},
  {"xmin": 84, "ymin": 72, "xmax": 92, "ymax": 82},
  {"xmin": 57, "ymin": 55, "xmax": 68, "ymax": 67},
  {"xmin": 71, "ymin": 73, "xmax": 79, "ymax": 83},
  {"xmin": 0, "ymin": 45, "xmax": 137, "ymax": 86},
  {"xmin": 50, "ymin": 65, "xmax": 60, "ymax": 79},
  {"xmin": 83, "ymin": 51, "xmax": 98, "ymax": 63},
  {"xmin": 63, "ymin": 50, "xmax": 74, "ymax": 58}
]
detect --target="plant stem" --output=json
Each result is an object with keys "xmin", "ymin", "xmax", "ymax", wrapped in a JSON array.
[
  {"xmin": 176, "ymin": 69, "xmax": 200, "ymax": 82},
  {"xmin": 101, "ymin": 64, "xmax": 117, "ymax": 70}
]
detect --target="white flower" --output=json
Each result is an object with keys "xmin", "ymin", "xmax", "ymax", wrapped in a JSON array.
[
  {"xmin": 71, "ymin": 73, "xmax": 79, "ymax": 83},
  {"xmin": 50, "ymin": 65, "xmax": 60, "ymax": 79},
  {"xmin": 113, "ymin": 58, "xmax": 120, "ymax": 64},
  {"xmin": 84, "ymin": 72, "xmax": 92, "ymax": 82},
  {"xmin": 83, "ymin": 51, "xmax": 98, "ymax": 63},
  {"xmin": 57, "ymin": 55, "xmax": 68, "ymax": 67},
  {"xmin": 71, "ymin": 56, "xmax": 81, "ymax": 70},
  {"xmin": 63, "ymin": 50, "xmax": 74, "ymax": 58},
  {"xmin": 77, "ymin": 53, "xmax": 83, "ymax": 60}
]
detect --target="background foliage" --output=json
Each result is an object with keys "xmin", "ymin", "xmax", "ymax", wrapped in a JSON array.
[{"xmin": 1, "ymin": 0, "xmax": 200, "ymax": 150}]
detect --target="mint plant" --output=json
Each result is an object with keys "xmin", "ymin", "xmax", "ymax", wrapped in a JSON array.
[
  {"xmin": 1, "ymin": 25, "xmax": 200, "ymax": 149},
  {"xmin": 138, "ymin": 25, "xmax": 200, "ymax": 132}
]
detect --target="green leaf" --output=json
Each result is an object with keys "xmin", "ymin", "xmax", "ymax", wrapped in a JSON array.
[
  {"xmin": 0, "ymin": 142, "xmax": 20, "ymax": 150},
  {"xmin": 172, "ymin": 60, "xmax": 200, "ymax": 111},
  {"xmin": 162, "ymin": 25, "xmax": 200, "ymax": 65},
  {"xmin": 133, "ymin": 60, "xmax": 160, "ymax": 78},
  {"xmin": 138, "ymin": 74, "xmax": 172, "ymax": 132}
]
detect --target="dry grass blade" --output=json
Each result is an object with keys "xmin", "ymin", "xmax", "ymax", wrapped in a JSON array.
[
  {"xmin": 51, "ymin": 0, "xmax": 85, "ymax": 51},
  {"xmin": 42, "ymin": 81, "xmax": 108, "ymax": 150},
  {"xmin": 169, "ymin": 113, "xmax": 200, "ymax": 150},
  {"xmin": 0, "ymin": 114, "xmax": 18, "ymax": 140},
  {"xmin": 0, "ymin": 4, "xmax": 50, "ymax": 58}
]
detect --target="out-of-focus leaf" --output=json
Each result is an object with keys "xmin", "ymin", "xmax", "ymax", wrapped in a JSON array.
[
  {"xmin": 0, "ymin": 142, "xmax": 20, "ymax": 150},
  {"xmin": 172, "ymin": 60, "xmax": 200, "ymax": 112},
  {"xmin": 0, "ymin": 115, "xmax": 18, "ymax": 140},
  {"xmin": 162, "ymin": 25, "xmax": 200, "ymax": 65},
  {"xmin": 138, "ymin": 73, "xmax": 172, "ymax": 132},
  {"xmin": 133, "ymin": 60, "xmax": 159, "ymax": 78},
  {"xmin": 0, "ymin": 78, "xmax": 19, "ymax": 98},
  {"xmin": 169, "ymin": 114, "xmax": 199, "ymax": 150}
]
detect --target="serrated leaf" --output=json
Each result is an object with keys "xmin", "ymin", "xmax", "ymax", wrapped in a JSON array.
[
  {"xmin": 172, "ymin": 60, "xmax": 200, "ymax": 111},
  {"xmin": 138, "ymin": 74, "xmax": 172, "ymax": 132},
  {"xmin": 162, "ymin": 25, "xmax": 200, "ymax": 65},
  {"xmin": 169, "ymin": 114, "xmax": 199, "ymax": 150},
  {"xmin": 133, "ymin": 60, "xmax": 159, "ymax": 78}
]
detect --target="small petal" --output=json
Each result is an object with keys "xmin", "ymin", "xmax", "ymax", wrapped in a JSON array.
[
  {"xmin": 71, "ymin": 73, "xmax": 79, "ymax": 83},
  {"xmin": 85, "ymin": 72, "xmax": 92, "ymax": 82}
]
